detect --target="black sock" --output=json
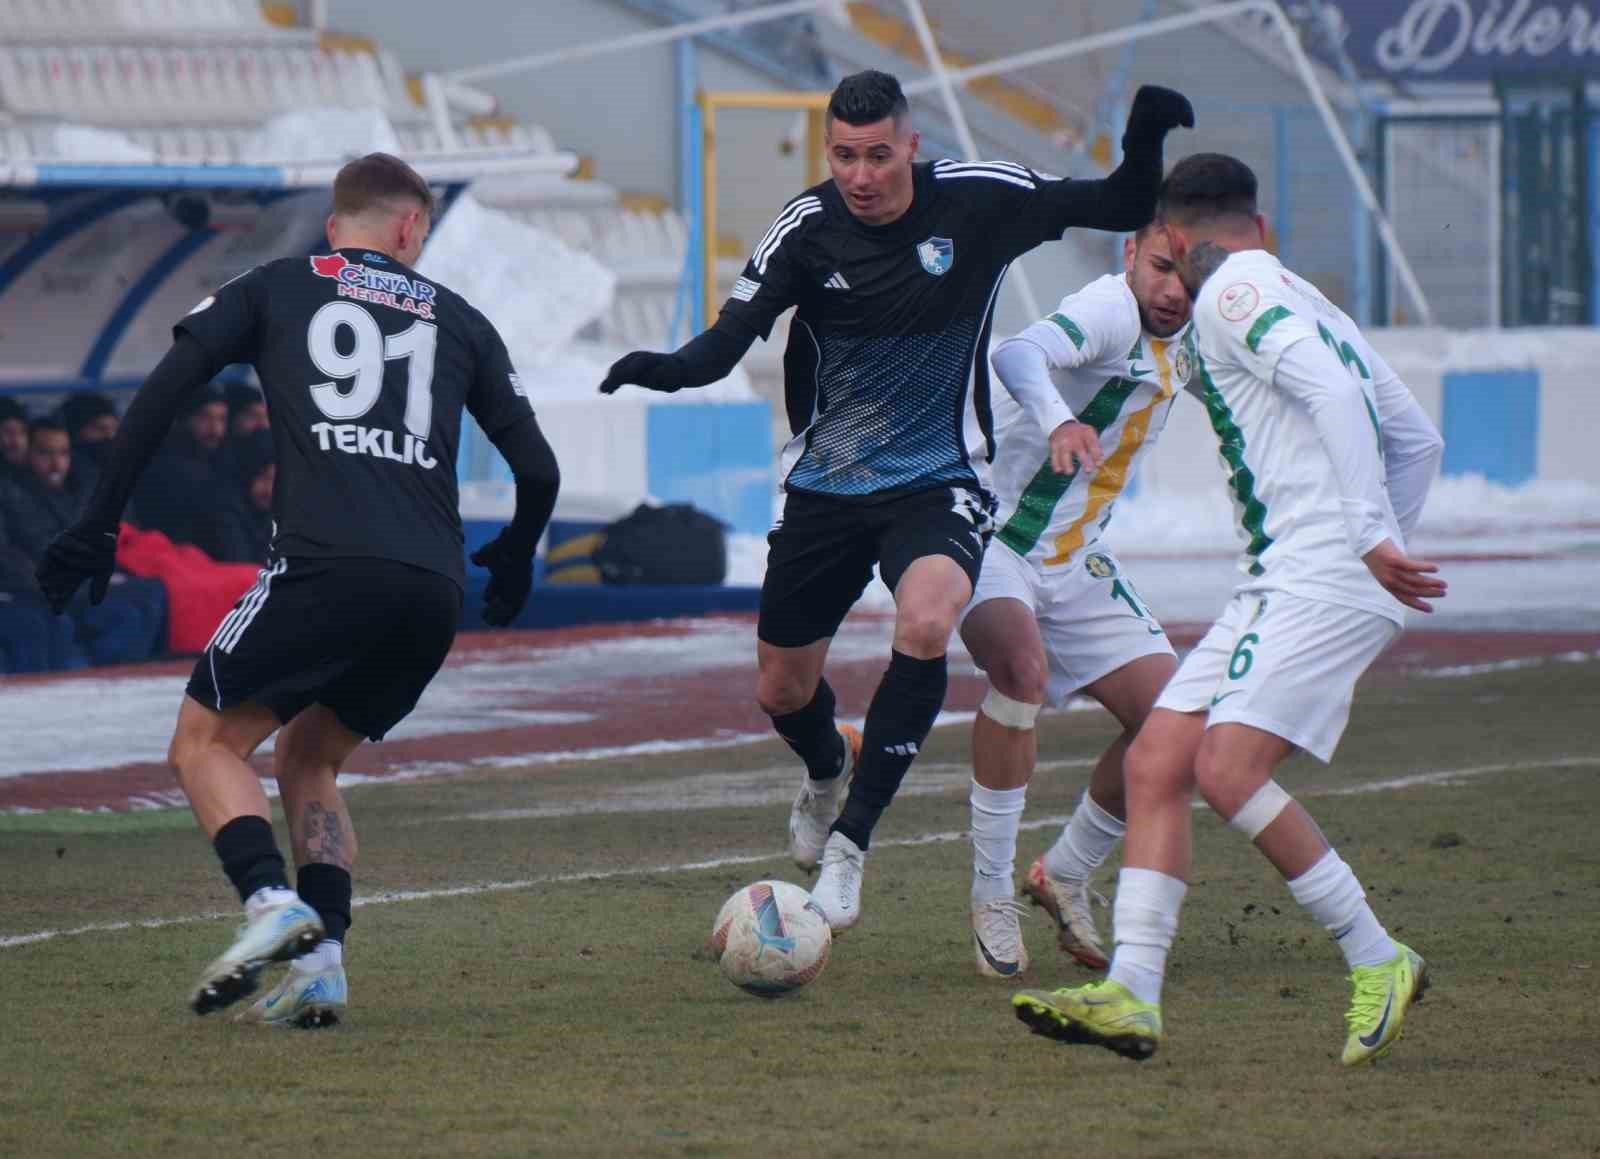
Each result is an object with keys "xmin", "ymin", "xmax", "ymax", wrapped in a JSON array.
[
  {"xmin": 213, "ymin": 815, "xmax": 289, "ymax": 904},
  {"xmin": 832, "ymin": 650, "xmax": 948, "ymax": 850},
  {"xmin": 770, "ymin": 677, "xmax": 847, "ymax": 781},
  {"xmin": 297, "ymin": 863, "xmax": 352, "ymax": 945}
]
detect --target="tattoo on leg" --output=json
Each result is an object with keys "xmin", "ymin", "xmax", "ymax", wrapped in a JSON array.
[{"xmin": 301, "ymin": 801, "xmax": 350, "ymax": 869}]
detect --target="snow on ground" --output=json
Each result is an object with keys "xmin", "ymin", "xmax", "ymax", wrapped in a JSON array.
[{"xmin": 727, "ymin": 477, "xmax": 1600, "ymax": 628}]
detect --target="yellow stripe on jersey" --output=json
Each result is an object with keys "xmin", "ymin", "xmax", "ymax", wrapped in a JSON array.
[{"xmin": 1044, "ymin": 338, "xmax": 1176, "ymax": 566}]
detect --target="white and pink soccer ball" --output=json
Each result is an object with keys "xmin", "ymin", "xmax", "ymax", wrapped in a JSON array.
[{"xmin": 709, "ymin": 880, "xmax": 832, "ymax": 998}]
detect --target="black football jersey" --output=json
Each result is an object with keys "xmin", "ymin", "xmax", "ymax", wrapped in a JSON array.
[
  {"xmin": 176, "ymin": 247, "xmax": 533, "ymax": 587},
  {"xmin": 721, "ymin": 159, "xmax": 1110, "ymax": 501}
]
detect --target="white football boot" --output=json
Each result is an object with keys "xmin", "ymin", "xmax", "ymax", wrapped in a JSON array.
[
  {"xmin": 237, "ymin": 956, "xmax": 348, "ymax": 1029},
  {"xmin": 190, "ymin": 889, "xmax": 323, "ymax": 1016},
  {"xmin": 1021, "ymin": 856, "xmax": 1109, "ymax": 970},
  {"xmin": 810, "ymin": 830, "xmax": 865, "ymax": 933},
  {"xmin": 788, "ymin": 724, "xmax": 862, "ymax": 870},
  {"xmin": 971, "ymin": 896, "xmax": 1030, "ymax": 979}
]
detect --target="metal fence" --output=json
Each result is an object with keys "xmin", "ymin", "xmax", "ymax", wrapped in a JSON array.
[{"xmin": 1376, "ymin": 116, "xmax": 1500, "ymax": 328}]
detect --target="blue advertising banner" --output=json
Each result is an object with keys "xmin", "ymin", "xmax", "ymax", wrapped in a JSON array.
[{"xmin": 1321, "ymin": 1, "xmax": 1600, "ymax": 81}]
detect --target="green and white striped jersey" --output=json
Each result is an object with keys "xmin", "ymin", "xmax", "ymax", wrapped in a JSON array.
[
  {"xmin": 989, "ymin": 274, "xmax": 1196, "ymax": 571},
  {"xmin": 1192, "ymin": 249, "xmax": 1431, "ymax": 624}
]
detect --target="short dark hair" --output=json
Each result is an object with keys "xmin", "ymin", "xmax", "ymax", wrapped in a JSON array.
[
  {"xmin": 332, "ymin": 152, "xmax": 435, "ymax": 218},
  {"xmin": 224, "ymin": 381, "xmax": 265, "ymax": 419},
  {"xmin": 828, "ymin": 69, "xmax": 909, "ymax": 127},
  {"xmin": 28, "ymin": 415, "xmax": 67, "ymax": 442},
  {"xmin": 60, "ymin": 391, "xmax": 117, "ymax": 437},
  {"xmin": 182, "ymin": 383, "xmax": 228, "ymax": 418},
  {"xmin": 0, "ymin": 397, "xmax": 27, "ymax": 426},
  {"xmin": 1158, "ymin": 153, "xmax": 1259, "ymax": 227}
]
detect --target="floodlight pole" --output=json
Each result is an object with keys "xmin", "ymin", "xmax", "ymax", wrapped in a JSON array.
[
  {"xmin": 439, "ymin": 0, "xmax": 1433, "ymax": 325},
  {"xmin": 899, "ymin": 0, "xmax": 1435, "ymax": 325},
  {"xmin": 900, "ymin": 0, "xmax": 1041, "ymax": 322},
  {"xmin": 443, "ymin": 0, "xmax": 835, "ymax": 85}
]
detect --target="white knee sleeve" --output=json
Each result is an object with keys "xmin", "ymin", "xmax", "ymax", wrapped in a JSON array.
[
  {"xmin": 1227, "ymin": 779, "xmax": 1292, "ymax": 840},
  {"xmin": 980, "ymin": 686, "xmax": 1041, "ymax": 730}
]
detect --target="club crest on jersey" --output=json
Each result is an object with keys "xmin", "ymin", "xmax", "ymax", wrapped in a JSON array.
[
  {"xmin": 1085, "ymin": 552, "xmax": 1118, "ymax": 579},
  {"xmin": 917, "ymin": 236, "xmax": 954, "ymax": 276},
  {"xmin": 1173, "ymin": 342, "xmax": 1193, "ymax": 383},
  {"xmin": 309, "ymin": 253, "xmax": 436, "ymax": 319}
]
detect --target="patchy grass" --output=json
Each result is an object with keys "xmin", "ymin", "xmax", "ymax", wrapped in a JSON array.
[{"xmin": 1, "ymin": 661, "xmax": 1597, "ymax": 1157}]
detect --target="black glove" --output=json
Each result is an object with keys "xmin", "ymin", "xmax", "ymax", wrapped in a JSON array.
[
  {"xmin": 470, "ymin": 532, "xmax": 535, "ymax": 628},
  {"xmin": 598, "ymin": 351, "xmax": 685, "ymax": 395},
  {"xmin": 1124, "ymin": 85, "xmax": 1195, "ymax": 144},
  {"xmin": 36, "ymin": 525, "xmax": 118, "ymax": 614}
]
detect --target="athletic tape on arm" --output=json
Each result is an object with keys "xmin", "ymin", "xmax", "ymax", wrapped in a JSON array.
[
  {"xmin": 1227, "ymin": 779, "xmax": 1292, "ymax": 840},
  {"xmin": 980, "ymin": 686, "xmax": 1041, "ymax": 730}
]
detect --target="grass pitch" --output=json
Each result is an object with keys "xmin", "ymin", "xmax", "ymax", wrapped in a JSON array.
[{"xmin": 2, "ymin": 658, "xmax": 1597, "ymax": 1157}]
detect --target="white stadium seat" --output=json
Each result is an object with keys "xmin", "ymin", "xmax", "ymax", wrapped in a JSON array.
[{"xmin": 0, "ymin": 10, "xmax": 560, "ymax": 167}]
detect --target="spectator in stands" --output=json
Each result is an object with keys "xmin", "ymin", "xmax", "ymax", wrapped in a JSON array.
[
  {"xmin": 226, "ymin": 382, "xmax": 269, "ymax": 438},
  {"xmin": 0, "ymin": 397, "xmax": 30, "ymax": 485},
  {"xmin": 132, "ymin": 383, "xmax": 229, "ymax": 546},
  {"xmin": 0, "ymin": 501, "xmax": 76, "ymax": 672},
  {"xmin": 61, "ymin": 391, "xmax": 120, "ymax": 450},
  {"xmin": 198, "ymin": 428, "xmax": 274, "ymax": 564},
  {"xmin": 3, "ymin": 415, "xmax": 164, "ymax": 666}
]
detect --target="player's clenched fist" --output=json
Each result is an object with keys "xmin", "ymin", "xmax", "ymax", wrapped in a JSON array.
[
  {"xmin": 598, "ymin": 351, "xmax": 685, "ymax": 395},
  {"xmin": 1125, "ymin": 85, "xmax": 1195, "ymax": 141}
]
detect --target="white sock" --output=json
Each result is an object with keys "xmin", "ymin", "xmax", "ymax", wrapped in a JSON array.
[
  {"xmin": 970, "ymin": 780, "xmax": 1027, "ymax": 903},
  {"xmin": 295, "ymin": 939, "xmax": 344, "ymax": 972},
  {"xmin": 1107, "ymin": 867, "xmax": 1187, "ymax": 1005},
  {"xmin": 1044, "ymin": 789, "xmax": 1126, "ymax": 882},
  {"xmin": 1286, "ymin": 849, "xmax": 1396, "ymax": 969},
  {"xmin": 244, "ymin": 885, "xmax": 298, "ymax": 918}
]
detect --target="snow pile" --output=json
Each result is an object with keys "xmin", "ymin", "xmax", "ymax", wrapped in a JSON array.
[
  {"xmin": 47, "ymin": 124, "xmax": 154, "ymax": 162},
  {"xmin": 418, "ymin": 191, "xmax": 615, "ymax": 374},
  {"xmin": 244, "ymin": 107, "xmax": 401, "ymax": 162}
]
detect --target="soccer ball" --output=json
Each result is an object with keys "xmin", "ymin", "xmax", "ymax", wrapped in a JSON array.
[{"xmin": 709, "ymin": 880, "xmax": 832, "ymax": 998}]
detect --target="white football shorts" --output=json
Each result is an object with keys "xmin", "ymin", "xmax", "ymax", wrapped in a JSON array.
[
  {"xmin": 1154, "ymin": 590, "xmax": 1399, "ymax": 763},
  {"xmin": 963, "ymin": 541, "xmax": 1175, "ymax": 707}
]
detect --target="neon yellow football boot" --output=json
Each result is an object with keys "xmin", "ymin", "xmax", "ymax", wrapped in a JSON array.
[
  {"xmin": 1011, "ymin": 978, "xmax": 1162, "ymax": 1060},
  {"xmin": 1341, "ymin": 942, "xmax": 1428, "ymax": 1066}
]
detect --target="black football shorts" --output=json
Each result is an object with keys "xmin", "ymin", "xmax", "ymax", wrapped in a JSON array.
[
  {"xmin": 758, "ymin": 486, "xmax": 994, "ymax": 649},
  {"xmin": 187, "ymin": 556, "xmax": 460, "ymax": 741}
]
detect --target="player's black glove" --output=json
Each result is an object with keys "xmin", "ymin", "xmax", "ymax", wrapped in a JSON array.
[
  {"xmin": 470, "ymin": 532, "xmax": 535, "ymax": 628},
  {"xmin": 1124, "ymin": 85, "xmax": 1195, "ymax": 144},
  {"xmin": 598, "ymin": 351, "xmax": 685, "ymax": 395},
  {"xmin": 36, "ymin": 524, "xmax": 118, "ymax": 614}
]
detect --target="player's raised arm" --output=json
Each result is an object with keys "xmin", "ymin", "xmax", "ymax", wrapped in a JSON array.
[
  {"xmin": 34, "ymin": 271, "xmax": 260, "ymax": 612},
  {"xmin": 974, "ymin": 86, "xmax": 1193, "ymax": 258}
]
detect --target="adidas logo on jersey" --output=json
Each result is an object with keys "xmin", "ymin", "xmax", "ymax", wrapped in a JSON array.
[{"xmin": 824, "ymin": 272, "xmax": 851, "ymax": 290}]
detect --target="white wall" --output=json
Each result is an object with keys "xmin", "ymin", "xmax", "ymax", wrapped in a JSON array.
[{"xmin": 1139, "ymin": 327, "xmax": 1600, "ymax": 493}]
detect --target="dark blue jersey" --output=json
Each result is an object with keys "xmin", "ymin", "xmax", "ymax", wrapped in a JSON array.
[{"xmin": 720, "ymin": 159, "xmax": 1137, "ymax": 501}]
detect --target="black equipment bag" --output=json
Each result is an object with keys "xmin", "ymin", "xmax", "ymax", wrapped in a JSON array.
[{"xmin": 593, "ymin": 503, "xmax": 727, "ymax": 585}]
